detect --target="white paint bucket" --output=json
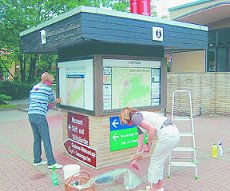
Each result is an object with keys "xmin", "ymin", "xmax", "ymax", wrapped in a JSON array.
[{"xmin": 63, "ymin": 164, "xmax": 80, "ymax": 179}]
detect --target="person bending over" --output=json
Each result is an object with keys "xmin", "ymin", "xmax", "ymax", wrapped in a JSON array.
[{"xmin": 120, "ymin": 107, "xmax": 180, "ymax": 191}]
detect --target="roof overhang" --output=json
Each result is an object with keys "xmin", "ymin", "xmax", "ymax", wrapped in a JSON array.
[
  {"xmin": 170, "ymin": 2, "xmax": 230, "ymax": 26},
  {"xmin": 20, "ymin": 6, "xmax": 208, "ymax": 54}
]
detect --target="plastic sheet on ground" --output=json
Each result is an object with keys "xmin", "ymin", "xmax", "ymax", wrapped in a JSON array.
[{"xmin": 73, "ymin": 168, "xmax": 141, "ymax": 190}]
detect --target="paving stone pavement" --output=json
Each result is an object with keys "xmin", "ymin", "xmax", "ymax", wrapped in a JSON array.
[{"xmin": 0, "ymin": 106, "xmax": 230, "ymax": 191}]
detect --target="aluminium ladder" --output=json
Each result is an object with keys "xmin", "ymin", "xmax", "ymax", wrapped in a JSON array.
[{"xmin": 168, "ymin": 90, "xmax": 198, "ymax": 179}]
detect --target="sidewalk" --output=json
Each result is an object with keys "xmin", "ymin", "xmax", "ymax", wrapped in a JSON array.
[{"xmin": 0, "ymin": 106, "xmax": 230, "ymax": 191}]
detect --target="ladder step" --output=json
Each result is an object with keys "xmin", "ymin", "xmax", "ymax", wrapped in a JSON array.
[
  {"xmin": 169, "ymin": 161, "xmax": 197, "ymax": 167},
  {"xmin": 173, "ymin": 147, "xmax": 195, "ymax": 152},
  {"xmin": 180, "ymin": 133, "xmax": 194, "ymax": 137},
  {"xmin": 173, "ymin": 116, "xmax": 191, "ymax": 121},
  {"xmin": 173, "ymin": 90, "xmax": 190, "ymax": 93}
]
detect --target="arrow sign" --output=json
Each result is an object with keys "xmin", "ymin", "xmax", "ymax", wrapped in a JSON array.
[
  {"xmin": 109, "ymin": 116, "xmax": 148, "ymax": 151},
  {"xmin": 68, "ymin": 124, "xmax": 71, "ymax": 130},
  {"xmin": 112, "ymin": 119, "xmax": 119, "ymax": 128},
  {"xmin": 110, "ymin": 116, "xmax": 134, "ymax": 131},
  {"xmin": 112, "ymin": 133, "xmax": 119, "ymax": 141},
  {"xmin": 110, "ymin": 128, "xmax": 138, "ymax": 151},
  {"xmin": 67, "ymin": 112, "xmax": 89, "ymax": 146},
  {"xmin": 64, "ymin": 139, "xmax": 96, "ymax": 168}
]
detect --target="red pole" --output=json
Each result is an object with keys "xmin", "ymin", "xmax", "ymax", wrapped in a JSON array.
[
  {"xmin": 130, "ymin": 0, "xmax": 138, "ymax": 14},
  {"xmin": 130, "ymin": 0, "xmax": 151, "ymax": 16}
]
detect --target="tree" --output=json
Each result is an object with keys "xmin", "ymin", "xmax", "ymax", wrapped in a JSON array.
[{"xmin": 0, "ymin": 0, "xmax": 160, "ymax": 83}]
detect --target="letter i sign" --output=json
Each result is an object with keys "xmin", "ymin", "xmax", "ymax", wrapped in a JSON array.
[{"xmin": 152, "ymin": 27, "xmax": 164, "ymax": 42}]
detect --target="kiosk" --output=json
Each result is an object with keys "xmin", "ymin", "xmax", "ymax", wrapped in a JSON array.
[{"xmin": 20, "ymin": 6, "xmax": 208, "ymax": 169}]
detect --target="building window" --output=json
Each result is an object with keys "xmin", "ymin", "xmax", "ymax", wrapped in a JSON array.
[
  {"xmin": 208, "ymin": 31, "xmax": 217, "ymax": 46},
  {"xmin": 218, "ymin": 29, "xmax": 230, "ymax": 46},
  {"xmin": 217, "ymin": 48, "xmax": 227, "ymax": 72},
  {"xmin": 208, "ymin": 28, "xmax": 230, "ymax": 72},
  {"xmin": 228, "ymin": 48, "xmax": 230, "ymax": 71}
]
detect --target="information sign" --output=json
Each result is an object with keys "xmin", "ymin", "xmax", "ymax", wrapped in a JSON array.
[
  {"xmin": 110, "ymin": 116, "xmax": 137, "ymax": 151},
  {"xmin": 64, "ymin": 139, "xmax": 96, "ymax": 168},
  {"xmin": 67, "ymin": 112, "xmax": 89, "ymax": 146},
  {"xmin": 110, "ymin": 116, "xmax": 134, "ymax": 131},
  {"xmin": 103, "ymin": 59, "xmax": 161, "ymax": 111},
  {"xmin": 110, "ymin": 128, "xmax": 138, "ymax": 151}
]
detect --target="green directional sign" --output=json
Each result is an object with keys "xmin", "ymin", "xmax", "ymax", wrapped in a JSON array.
[
  {"xmin": 110, "ymin": 116, "xmax": 148, "ymax": 152},
  {"xmin": 110, "ymin": 127, "xmax": 138, "ymax": 151}
]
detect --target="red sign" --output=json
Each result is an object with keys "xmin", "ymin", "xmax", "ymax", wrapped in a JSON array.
[
  {"xmin": 64, "ymin": 139, "xmax": 97, "ymax": 168},
  {"xmin": 130, "ymin": 0, "xmax": 151, "ymax": 16},
  {"xmin": 67, "ymin": 112, "xmax": 89, "ymax": 146}
]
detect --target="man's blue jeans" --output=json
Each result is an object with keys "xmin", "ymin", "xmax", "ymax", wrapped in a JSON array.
[{"xmin": 28, "ymin": 114, "xmax": 56, "ymax": 166}]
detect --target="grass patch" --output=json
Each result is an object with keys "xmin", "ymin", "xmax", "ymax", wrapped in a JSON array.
[{"xmin": 0, "ymin": 104, "xmax": 17, "ymax": 110}]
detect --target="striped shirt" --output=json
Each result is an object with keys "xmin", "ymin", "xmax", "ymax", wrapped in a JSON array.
[{"xmin": 28, "ymin": 83, "xmax": 55, "ymax": 116}]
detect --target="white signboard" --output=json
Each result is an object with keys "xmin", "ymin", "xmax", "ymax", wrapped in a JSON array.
[
  {"xmin": 58, "ymin": 59, "xmax": 94, "ymax": 110},
  {"xmin": 152, "ymin": 27, "xmax": 164, "ymax": 42},
  {"xmin": 103, "ymin": 59, "xmax": 161, "ymax": 110}
]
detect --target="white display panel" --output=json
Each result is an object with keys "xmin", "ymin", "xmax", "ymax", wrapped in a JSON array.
[
  {"xmin": 103, "ymin": 59, "xmax": 161, "ymax": 110},
  {"xmin": 58, "ymin": 59, "xmax": 94, "ymax": 110}
]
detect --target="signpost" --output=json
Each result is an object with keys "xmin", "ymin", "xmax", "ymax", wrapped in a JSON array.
[
  {"xmin": 64, "ymin": 139, "xmax": 96, "ymax": 168},
  {"xmin": 110, "ymin": 116, "xmax": 149, "ymax": 151},
  {"xmin": 64, "ymin": 112, "xmax": 97, "ymax": 168},
  {"xmin": 67, "ymin": 112, "xmax": 89, "ymax": 146},
  {"xmin": 110, "ymin": 116, "xmax": 138, "ymax": 151}
]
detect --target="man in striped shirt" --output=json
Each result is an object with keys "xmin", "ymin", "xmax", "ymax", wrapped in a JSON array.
[{"xmin": 28, "ymin": 72, "xmax": 63, "ymax": 169}]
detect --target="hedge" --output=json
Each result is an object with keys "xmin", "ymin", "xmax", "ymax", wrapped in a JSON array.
[{"xmin": 0, "ymin": 81, "xmax": 33, "ymax": 100}]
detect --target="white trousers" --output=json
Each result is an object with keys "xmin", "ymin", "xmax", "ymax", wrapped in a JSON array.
[{"xmin": 148, "ymin": 125, "xmax": 180, "ymax": 184}]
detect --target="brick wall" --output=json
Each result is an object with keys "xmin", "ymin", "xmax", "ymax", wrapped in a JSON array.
[
  {"xmin": 62, "ymin": 111, "xmax": 139, "ymax": 169},
  {"xmin": 167, "ymin": 73, "xmax": 230, "ymax": 116},
  {"xmin": 61, "ymin": 72, "xmax": 230, "ymax": 169}
]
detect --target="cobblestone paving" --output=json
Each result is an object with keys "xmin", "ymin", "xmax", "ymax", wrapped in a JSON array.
[{"xmin": 0, "ymin": 108, "xmax": 230, "ymax": 191}]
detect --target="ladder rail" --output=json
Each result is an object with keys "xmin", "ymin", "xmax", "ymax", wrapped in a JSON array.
[{"xmin": 168, "ymin": 90, "xmax": 198, "ymax": 179}]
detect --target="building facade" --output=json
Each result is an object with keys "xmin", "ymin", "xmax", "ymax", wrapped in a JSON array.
[{"xmin": 169, "ymin": 0, "xmax": 230, "ymax": 72}]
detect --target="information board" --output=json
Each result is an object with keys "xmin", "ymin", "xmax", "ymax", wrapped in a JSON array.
[
  {"xmin": 66, "ymin": 74, "xmax": 85, "ymax": 108},
  {"xmin": 103, "ymin": 59, "xmax": 161, "ymax": 110},
  {"xmin": 58, "ymin": 59, "xmax": 94, "ymax": 110}
]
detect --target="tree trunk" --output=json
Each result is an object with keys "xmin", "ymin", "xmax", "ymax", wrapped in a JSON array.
[
  {"xmin": 27, "ymin": 54, "xmax": 38, "ymax": 82},
  {"xmin": 19, "ymin": 51, "xmax": 26, "ymax": 82}
]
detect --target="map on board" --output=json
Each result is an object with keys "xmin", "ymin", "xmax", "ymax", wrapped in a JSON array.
[
  {"xmin": 112, "ymin": 68, "xmax": 151, "ymax": 109},
  {"xmin": 66, "ymin": 74, "xmax": 85, "ymax": 108}
]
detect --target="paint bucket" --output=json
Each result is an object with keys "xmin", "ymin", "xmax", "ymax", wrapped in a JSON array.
[{"xmin": 63, "ymin": 164, "xmax": 80, "ymax": 179}]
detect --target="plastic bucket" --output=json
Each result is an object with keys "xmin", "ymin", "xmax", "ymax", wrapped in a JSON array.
[{"xmin": 63, "ymin": 164, "xmax": 80, "ymax": 179}]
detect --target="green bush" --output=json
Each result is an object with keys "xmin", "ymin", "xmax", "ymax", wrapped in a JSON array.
[
  {"xmin": 0, "ymin": 94, "xmax": 12, "ymax": 104},
  {"xmin": 0, "ymin": 81, "xmax": 33, "ymax": 100}
]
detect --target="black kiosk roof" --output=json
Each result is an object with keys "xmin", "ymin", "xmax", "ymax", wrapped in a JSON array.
[{"xmin": 20, "ymin": 6, "xmax": 208, "ymax": 54}]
